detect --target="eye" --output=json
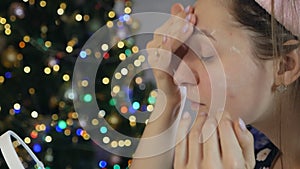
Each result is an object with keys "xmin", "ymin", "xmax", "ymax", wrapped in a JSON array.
[{"xmin": 200, "ymin": 55, "xmax": 214, "ymax": 62}]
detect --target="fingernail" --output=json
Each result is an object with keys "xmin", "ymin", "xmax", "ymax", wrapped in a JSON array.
[
  {"xmin": 162, "ymin": 35, "xmax": 167, "ymax": 43},
  {"xmin": 182, "ymin": 111, "xmax": 190, "ymax": 119},
  {"xmin": 182, "ymin": 23, "xmax": 189, "ymax": 33},
  {"xmin": 185, "ymin": 14, "xmax": 192, "ymax": 21},
  {"xmin": 239, "ymin": 118, "xmax": 247, "ymax": 131},
  {"xmin": 184, "ymin": 6, "xmax": 190, "ymax": 13},
  {"xmin": 185, "ymin": 14, "xmax": 192, "ymax": 22}
]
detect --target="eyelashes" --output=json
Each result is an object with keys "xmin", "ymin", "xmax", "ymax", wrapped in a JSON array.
[{"xmin": 199, "ymin": 55, "xmax": 214, "ymax": 62}]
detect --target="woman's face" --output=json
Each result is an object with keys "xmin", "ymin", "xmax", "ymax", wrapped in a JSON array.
[{"xmin": 174, "ymin": 0, "xmax": 275, "ymax": 123}]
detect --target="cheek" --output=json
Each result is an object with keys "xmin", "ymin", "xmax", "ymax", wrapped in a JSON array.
[{"xmin": 224, "ymin": 61, "xmax": 274, "ymax": 123}]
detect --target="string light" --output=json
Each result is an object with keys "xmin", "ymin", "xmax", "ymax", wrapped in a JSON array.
[
  {"xmin": 31, "ymin": 111, "xmax": 38, "ymax": 118},
  {"xmin": 91, "ymin": 119, "xmax": 99, "ymax": 125},
  {"xmin": 103, "ymin": 137, "xmax": 110, "ymax": 144},
  {"xmin": 19, "ymin": 41, "xmax": 26, "ymax": 48},
  {"xmin": 101, "ymin": 44, "xmax": 109, "ymax": 51},
  {"xmin": 102, "ymin": 77, "xmax": 110, "ymax": 85},
  {"xmin": 23, "ymin": 35, "xmax": 30, "ymax": 42},
  {"xmin": 66, "ymin": 46, "xmax": 73, "ymax": 53},
  {"xmin": 24, "ymin": 66, "xmax": 31, "ymax": 73},
  {"xmin": 98, "ymin": 110, "xmax": 106, "ymax": 118},
  {"xmin": 0, "ymin": 76, "xmax": 4, "ymax": 84},
  {"xmin": 62, "ymin": 74, "xmax": 70, "ymax": 81},
  {"xmin": 134, "ymin": 59, "xmax": 142, "ymax": 67},
  {"xmin": 114, "ymin": 72, "xmax": 122, "ymax": 79},
  {"xmin": 108, "ymin": 11, "xmax": 116, "ymax": 18},
  {"xmin": 45, "ymin": 136, "xmax": 52, "ymax": 143},
  {"xmin": 53, "ymin": 64, "xmax": 60, "ymax": 72},
  {"xmin": 40, "ymin": 1, "xmax": 47, "ymax": 7},
  {"xmin": 44, "ymin": 67, "xmax": 51, "ymax": 74},
  {"xmin": 132, "ymin": 46, "xmax": 139, "ymax": 53},
  {"xmin": 112, "ymin": 85, "xmax": 120, "ymax": 94},
  {"xmin": 119, "ymin": 53, "xmax": 126, "ymax": 61},
  {"xmin": 83, "ymin": 15, "xmax": 90, "ymax": 21},
  {"xmin": 75, "ymin": 14, "xmax": 83, "ymax": 21},
  {"xmin": 0, "ymin": 17, "xmax": 6, "ymax": 24},
  {"xmin": 45, "ymin": 41, "xmax": 52, "ymax": 48},
  {"xmin": 117, "ymin": 41, "xmax": 125, "ymax": 48},
  {"xmin": 1, "ymin": 0, "xmax": 138, "ymax": 167},
  {"xmin": 111, "ymin": 141, "xmax": 118, "ymax": 148},
  {"xmin": 57, "ymin": 8, "xmax": 64, "ymax": 15},
  {"xmin": 120, "ymin": 68, "xmax": 128, "ymax": 75},
  {"xmin": 60, "ymin": 3, "xmax": 67, "ymax": 9},
  {"xmin": 28, "ymin": 88, "xmax": 35, "ymax": 95},
  {"xmin": 83, "ymin": 93, "xmax": 92, "ymax": 103},
  {"xmin": 81, "ymin": 80, "xmax": 89, "ymax": 87},
  {"xmin": 124, "ymin": 7, "xmax": 132, "ymax": 14},
  {"xmin": 106, "ymin": 21, "xmax": 114, "ymax": 28},
  {"xmin": 24, "ymin": 137, "xmax": 31, "ymax": 144}
]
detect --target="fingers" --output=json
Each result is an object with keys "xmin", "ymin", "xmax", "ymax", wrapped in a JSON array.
[
  {"xmin": 200, "ymin": 113, "xmax": 255, "ymax": 169},
  {"xmin": 171, "ymin": 3, "xmax": 184, "ymax": 15},
  {"xmin": 218, "ymin": 114, "xmax": 245, "ymax": 168},
  {"xmin": 187, "ymin": 112, "xmax": 207, "ymax": 167},
  {"xmin": 162, "ymin": 12, "xmax": 196, "ymax": 54},
  {"xmin": 234, "ymin": 118, "xmax": 256, "ymax": 168},
  {"xmin": 174, "ymin": 111, "xmax": 256, "ymax": 169},
  {"xmin": 174, "ymin": 111, "xmax": 191, "ymax": 168},
  {"xmin": 146, "ymin": 4, "xmax": 197, "ymax": 94},
  {"xmin": 174, "ymin": 111, "xmax": 207, "ymax": 169},
  {"xmin": 201, "ymin": 117, "xmax": 222, "ymax": 168},
  {"xmin": 148, "ymin": 4, "xmax": 197, "ymax": 58}
]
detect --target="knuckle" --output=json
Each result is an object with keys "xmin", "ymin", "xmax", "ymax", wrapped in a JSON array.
[
  {"xmin": 186, "ymin": 163, "xmax": 199, "ymax": 169},
  {"xmin": 146, "ymin": 41, "xmax": 155, "ymax": 49},
  {"xmin": 201, "ymin": 161, "xmax": 216, "ymax": 169},
  {"xmin": 189, "ymin": 125, "xmax": 202, "ymax": 138},
  {"xmin": 224, "ymin": 159, "xmax": 244, "ymax": 169},
  {"xmin": 219, "ymin": 117, "xmax": 232, "ymax": 128}
]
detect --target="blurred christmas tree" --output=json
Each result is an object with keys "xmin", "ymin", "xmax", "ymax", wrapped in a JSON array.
[{"xmin": 0, "ymin": 0, "xmax": 154, "ymax": 168}]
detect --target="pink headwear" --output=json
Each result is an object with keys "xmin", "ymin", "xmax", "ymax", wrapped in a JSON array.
[{"xmin": 255, "ymin": 0, "xmax": 300, "ymax": 38}]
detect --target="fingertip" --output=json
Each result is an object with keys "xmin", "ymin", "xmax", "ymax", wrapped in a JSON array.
[
  {"xmin": 238, "ymin": 118, "xmax": 247, "ymax": 131},
  {"xmin": 171, "ymin": 3, "xmax": 184, "ymax": 14},
  {"xmin": 189, "ymin": 14, "xmax": 197, "ymax": 25},
  {"xmin": 233, "ymin": 118, "xmax": 246, "ymax": 134},
  {"xmin": 234, "ymin": 118, "xmax": 254, "ymax": 143}
]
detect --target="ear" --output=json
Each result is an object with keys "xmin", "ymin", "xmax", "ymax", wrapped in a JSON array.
[{"xmin": 276, "ymin": 40, "xmax": 300, "ymax": 86}]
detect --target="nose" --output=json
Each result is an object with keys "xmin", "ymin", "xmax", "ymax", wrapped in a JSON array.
[{"xmin": 173, "ymin": 56, "xmax": 199, "ymax": 86}]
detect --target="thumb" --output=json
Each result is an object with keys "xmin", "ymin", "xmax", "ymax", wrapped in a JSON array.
[{"xmin": 234, "ymin": 118, "xmax": 256, "ymax": 168}]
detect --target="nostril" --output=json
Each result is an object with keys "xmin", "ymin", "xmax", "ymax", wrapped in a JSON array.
[
  {"xmin": 173, "ymin": 67, "xmax": 199, "ymax": 86},
  {"xmin": 173, "ymin": 69, "xmax": 181, "ymax": 86}
]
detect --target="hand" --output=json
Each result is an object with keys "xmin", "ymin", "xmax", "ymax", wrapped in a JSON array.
[
  {"xmin": 174, "ymin": 112, "xmax": 255, "ymax": 169},
  {"xmin": 146, "ymin": 3, "xmax": 197, "ymax": 102}
]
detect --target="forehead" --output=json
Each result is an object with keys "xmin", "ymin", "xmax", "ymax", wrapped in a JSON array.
[{"xmin": 193, "ymin": 0, "xmax": 234, "ymax": 34}]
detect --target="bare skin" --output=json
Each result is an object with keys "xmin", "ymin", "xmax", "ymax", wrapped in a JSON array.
[{"xmin": 130, "ymin": 0, "xmax": 300, "ymax": 168}]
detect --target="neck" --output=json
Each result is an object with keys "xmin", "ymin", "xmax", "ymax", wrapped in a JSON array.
[{"xmin": 252, "ymin": 98, "xmax": 300, "ymax": 168}]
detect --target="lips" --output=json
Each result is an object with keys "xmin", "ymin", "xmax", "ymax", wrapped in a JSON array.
[
  {"xmin": 188, "ymin": 100, "xmax": 206, "ymax": 111},
  {"xmin": 180, "ymin": 85, "xmax": 207, "ymax": 111}
]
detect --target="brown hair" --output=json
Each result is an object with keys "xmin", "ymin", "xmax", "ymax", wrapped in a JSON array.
[{"xmin": 230, "ymin": 0, "xmax": 300, "ymax": 103}]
